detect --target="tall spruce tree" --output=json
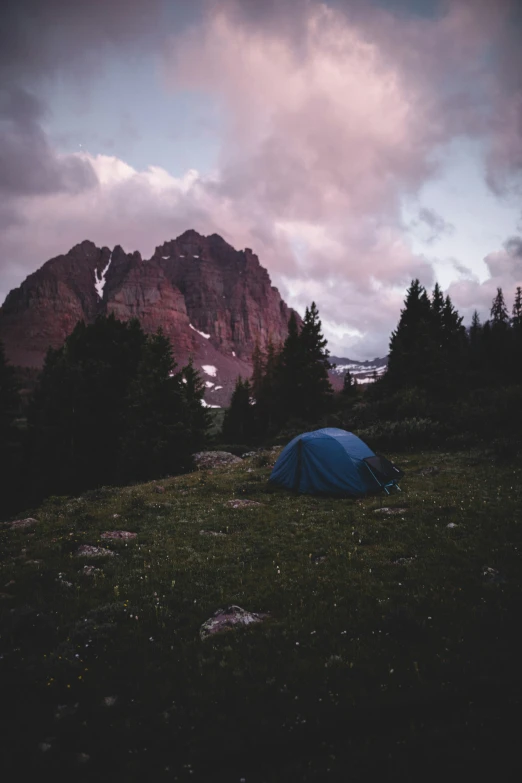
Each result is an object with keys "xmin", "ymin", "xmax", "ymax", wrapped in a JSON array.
[
  {"xmin": 491, "ymin": 288, "xmax": 509, "ymax": 324},
  {"xmin": 278, "ymin": 311, "xmax": 306, "ymax": 423},
  {"xmin": 468, "ymin": 310, "xmax": 483, "ymax": 378},
  {"xmin": 250, "ymin": 340, "xmax": 265, "ymax": 402},
  {"xmin": 180, "ymin": 358, "xmax": 212, "ymax": 452},
  {"xmin": 342, "ymin": 369, "xmax": 358, "ymax": 397},
  {"xmin": 512, "ymin": 287, "xmax": 522, "ymax": 329},
  {"xmin": 28, "ymin": 315, "xmax": 146, "ymax": 495},
  {"xmin": 489, "ymin": 287, "xmax": 511, "ymax": 379},
  {"xmin": 119, "ymin": 330, "xmax": 191, "ymax": 481},
  {"xmin": 512, "ymin": 287, "xmax": 522, "ymax": 382},
  {"xmin": 254, "ymin": 337, "xmax": 281, "ymax": 434},
  {"xmin": 222, "ymin": 377, "xmax": 255, "ymax": 443},
  {"xmin": 0, "ymin": 340, "xmax": 19, "ymax": 439},
  {"xmin": 387, "ymin": 279, "xmax": 434, "ymax": 388},
  {"xmin": 441, "ymin": 294, "xmax": 466, "ymax": 385},
  {"xmin": 0, "ymin": 341, "xmax": 22, "ymax": 510},
  {"xmin": 298, "ymin": 302, "xmax": 333, "ymax": 421}
]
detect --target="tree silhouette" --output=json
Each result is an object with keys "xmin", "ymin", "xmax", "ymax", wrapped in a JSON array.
[
  {"xmin": 181, "ymin": 358, "xmax": 212, "ymax": 452},
  {"xmin": 342, "ymin": 369, "xmax": 358, "ymax": 397},
  {"xmin": 222, "ymin": 377, "xmax": 255, "ymax": 443},
  {"xmin": 387, "ymin": 280, "xmax": 434, "ymax": 388},
  {"xmin": 298, "ymin": 302, "xmax": 333, "ymax": 420},
  {"xmin": 119, "ymin": 330, "xmax": 192, "ymax": 481}
]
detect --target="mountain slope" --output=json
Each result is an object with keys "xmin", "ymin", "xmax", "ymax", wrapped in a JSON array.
[{"xmin": 0, "ymin": 230, "xmax": 299, "ymax": 406}]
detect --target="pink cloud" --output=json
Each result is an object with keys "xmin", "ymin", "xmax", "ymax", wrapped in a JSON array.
[
  {"xmin": 1, "ymin": 0, "xmax": 522, "ymax": 358},
  {"xmin": 448, "ymin": 236, "xmax": 522, "ymax": 323}
]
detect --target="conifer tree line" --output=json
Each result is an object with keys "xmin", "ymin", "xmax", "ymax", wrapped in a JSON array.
[
  {"xmin": 0, "ymin": 315, "xmax": 211, "ymax": 509},
  {"xmin": 223, "ymin": 302, "xmax": 333, "ymax": 442},
  {"xmin": 384, "ymin": 280, "xmax": 522, "ymax": 391}
]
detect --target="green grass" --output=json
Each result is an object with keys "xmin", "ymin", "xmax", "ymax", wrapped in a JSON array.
[{"xmin": 1, "ymin": 449, "xmax": 522, "ymax": 781}]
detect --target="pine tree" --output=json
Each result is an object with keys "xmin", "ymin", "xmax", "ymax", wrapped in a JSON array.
[
  {"xmin": 254, "ymin": 337, "xmax": 280, "ymax": 434},
  {"xmin": 0, "ymin": 341, "xmax": 22, "ymax": 509},
  {"xmin": 469, "ymin": 310, "xmax": 482, "ymax": 342},
  {"xmin": 28, "ymin": 316, "xmax": 147, "ymax": 494},
  {"xmin": 441, "ymin": 294, "xmax": 466, "ymax": 381},
  {"xmin": 512, "ymin": 287, "xmax": 522, "ymax": 382},
  {"xmin": 0, "ymin": 340, "xmax": 19, "ymax": 437},
  {"xmin": 491, "ymin": 288, "xmax": 509, "ymax": 324},
  {"xmin": 512, "ymin": 287, "xmax": 522, "ymax": 328},
  {"xmin": 119, "ymin": 330, "xmax": 191, "ymax": 481},
  {"xmin": 488, "ymin": 288, "xmax": 511, "ymax": 380},
  {"xmin": 342, "ymin": 369, "xmax": 358, "ymax": 397},
  {"xmin": 180, "ymin": 358, "xmax": 212, "ymax": 452},
  {"xmin": 298, "ymin": 302, "xmax": 333, "ymax": 421},
  {"xmin": 278, "ymin": 311, "xmax": 306, "ymax": 423},
  {"xmin": 250, "ymin": 339, "xmax": 265, "ymax": 402},
  {"xmin": 387, "ymin": 280, "xmax": 434, "ymax": 388},
  {"xmin": 431, "ymin": 283, "xmax": 445, "ymax": 347},
  {"xmin": 222, "ymin": 377, "xmax": 255, "ymax": 443},
  {"xmin": 468, "ymin": 310, "xmax": 483, "ymax": 377}
]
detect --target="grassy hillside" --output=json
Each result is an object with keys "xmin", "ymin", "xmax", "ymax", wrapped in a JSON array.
[{"xmin": 1, "ymin": 449, "xmax": 522, "ymax": 781}]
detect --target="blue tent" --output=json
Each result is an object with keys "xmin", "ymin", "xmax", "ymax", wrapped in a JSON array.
[{"xmin": 269, "ymin": 427, "xmax": 403, "ymax": 497}]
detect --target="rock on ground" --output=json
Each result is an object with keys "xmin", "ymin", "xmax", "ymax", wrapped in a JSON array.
[
  {"xmin": 416, "ymin": 466, "xmax": 440, "ymax": 476},
  {"xmin": 200, "ymin": 605, "xmax": 268, "ymax": 640},
  {"xmin": 373, "ymin": 507, "xmax": 408, "ymax": 516},
  {"xmin": 194, "ymin": 451, "xmax": 242, "ymax": 470},
  {"xmin": 225, "ymin": 499, "xmax": 263, "ymax": 509},
  {"xmin": 82, "ymin": 565, "xmax": 102, "ymax": 576},
  {"xmin": 199, "ymin": 530, "xmax": 227, "ymax": 537},
  {"xmin": 75, "ymin": 545, "xmax": 115, "ymax": 558},
  {"xmin": 100, "ymin": 531, "xmax": 137, "ymax": 540},
  {"xmin": 9, "ymin": 518, "xmax": 38, "ymax": 530}
]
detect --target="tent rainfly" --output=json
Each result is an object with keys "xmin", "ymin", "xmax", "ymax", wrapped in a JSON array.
[{"xmin": 269, "ymin": 427, "xmax": 403, "ymax": 497}]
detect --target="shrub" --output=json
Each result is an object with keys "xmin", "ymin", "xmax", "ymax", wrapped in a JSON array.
[{"xmin": 356, "ymin": 418, "xmax": 444, "ymax": 452}]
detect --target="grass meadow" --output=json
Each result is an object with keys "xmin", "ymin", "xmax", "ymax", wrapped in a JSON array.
[{"xmin": 1, "ymin": 448, "xmax": 522, "ymax": 781}]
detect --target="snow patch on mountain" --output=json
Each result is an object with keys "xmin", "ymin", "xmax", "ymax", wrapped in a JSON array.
[
  {"xmin": 201, "ymin": 399, "xmax": 220, "ymax": 408},
  {"xmin": 202, "ymin": 365, "xmax": 217, "ymax": 377},
  {"xmin": 190, "ymin": 324, "xmax": 211, "ymax": 340},
  {"xmin": 94, "ymin": 252, "xmax": 112, "ymax": 299}
]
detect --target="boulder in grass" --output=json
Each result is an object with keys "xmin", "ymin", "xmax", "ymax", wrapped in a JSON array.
[
  {"xmin": 100, "ymin": 531, "xmax": 137, "ymax": 541},
  {"xmin": 483, "ymin": 566, "xmax": 506, "ymax": 584},
  {"xmin": 199, "ymin": 530, "xmax": 227, "ymax": 537},
  {"xmin": 10, "ymin": 518, "xmax": 38, "ymax": 530},
  {"xmin": 416, "ymin": 466, "xmax": 440, "ymax": 476},
  {"xmin": 225, "ymin": 499, "xmax": 263, "ymax": 509},
  {"xmin": 82, "ymin": 565, "xmax": 102, "ymax": 576},
  {"xmin": 154, "ymin": 485, "xmax": 166, "ymax": 494},
  {"xmin": 373, "ymin": 507, "xmax": 408, "ymax": 516},
  {"xmin": 75, "ymin": 545, "xmax": 115, "ymax": 558},
  {"xmin": 200, "ymin": 605, "xmax": 268, "ymax": 640},
  {"xmin": 194, "ymin": 451, "xmax": 243, "ymax": 470}
]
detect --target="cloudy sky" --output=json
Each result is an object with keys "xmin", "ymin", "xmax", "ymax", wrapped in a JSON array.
[{"xmin": 1, "ymin": 0, "xmax": 521, "ymax": 359}]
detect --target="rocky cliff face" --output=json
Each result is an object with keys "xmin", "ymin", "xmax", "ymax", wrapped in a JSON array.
[{"xmin": 0, "ymin": 230, "xmax": 299, "ymax": 406}]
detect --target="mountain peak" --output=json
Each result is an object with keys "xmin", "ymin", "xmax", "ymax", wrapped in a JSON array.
[{"xmin": 0, "ymin": 231, "xmax": 300, "ymax": 406}]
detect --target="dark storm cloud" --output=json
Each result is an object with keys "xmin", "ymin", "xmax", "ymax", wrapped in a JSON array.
[
  {"xmin": 0, "ymin": 87, "xmax": 97, "ymax": 195},
  {"xmin": 0, "ymin": 0, "xmax": 166, "ymax": 83},
  {"xmin": 415, "ymin": 207, "xmax": 455, "ymax": 243},
  {"xmin": 504, "ymin": 236, "xmax": 522, "ymax": 259},
  {"xmin": 0, "ymin": 0, "xmax": 168, "ymax": 200}
]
